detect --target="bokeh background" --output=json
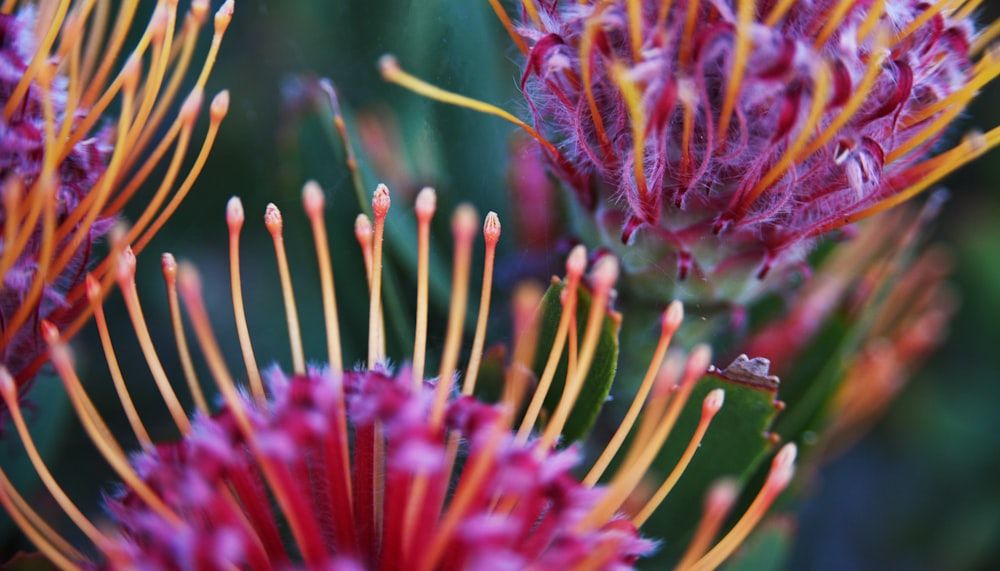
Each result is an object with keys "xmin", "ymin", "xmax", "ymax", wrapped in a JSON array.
[{"xmin": 3, "ymin": 1, "xmax": 1000, "ymax": 569}]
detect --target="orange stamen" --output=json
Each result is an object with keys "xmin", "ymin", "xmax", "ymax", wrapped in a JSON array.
[
  {"xmin": 265, "ymin": 203, "xmax": 306, "ymax": 375},
  {"xmin": 161, "ymin": 253, "xmax": 208, "ymax": 415},
  {"xmin": 633, "ymin": 388, "xmax": 725, "ymax": 526},
  {"xmin": 431, "ymin": 204, "xmax": 478, "ymax": 427},
  {"xmin": 487, "ymin": 0, "xmax": 529, "ymax": 55},
  {"xmin": 303, "ymin": 181, "xmax": 344, "ymax": 374},
  {"xmin": 115, "ymin": 246, "xmax": 191, "ymax": 434},
  {"xmin": 462, "ymin": 211, "xmax": 501, "ymax": 395},
  {"xmin": 684, "ymin": 444, "xmax": 797, "ymax": 571},
  {"xmin": 584, "ymin": 301, "xmax": 684, "ymax": 485},
  {"xmin": 412, "ymin": 187, "xmax": 437, "ymax": 390},
  {"xmin": 538, "ymin": 255, "xmax": 619, "ymax": 452},
  {"xmin": 226, "ymin": 196, "xmax": 265, "ymax": 405},
  {"xmin": 516, "ymin": 245, "xmax": 587, "ymax": 443},
  {"xmin": 87, "ymin": 274, "xmax": 153, "ymax": 449}
]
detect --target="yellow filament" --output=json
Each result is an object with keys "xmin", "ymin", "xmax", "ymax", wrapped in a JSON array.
[
  {"xmin": 266, "ymin": 205, "xmax": 306, "ymax": 376},
  {"xmin": 0, "ymin": 472, "xmax": 82, "ymax": 570},
  {"xmin": 63, "ymin": 6, "xmax": 152, "ymax": 163},
  {"xmin": 717, "ymin": 0, "xmax": 753, "ymax": 144},
  {"xmin": 503, "ymin": 282, "xmax": 544, "ymax": 415},
  {"xmin": 80, "ymin": 0, "xmax": 111, "ymax": 86},
  {"xmin": 131, "ymin": 91, "xmax": 228, "ymax": 254},
  {"xmin": 162, "ymin": 254, "xmax": 208, "ymax": 415},
  {"xmin": 116, "ymin": 101, "xmax": 196, "ymax": 255},
  {"xmin": 971, "ymin": 19, "xmax": 1000, "ymax": 56},
  {"xmin": 893, "ymin": 0, "xmax": 950, "ymax": 46},
  {"xmin": 764, "ymin": 0, "xmax": 796, "ymax": 27},
  {"xmin": 412, "ymin": 188, "xmax": 436, "ymax": 390},
  {"xmin": 584, "ymin": 303, "xmax": 682, "ymax": 486},
  {"xmin": 45, "ymin": 225, "xmax": 127, "ymax": 350},
  {"xmin": 741, "ymin": 63, "xmax": 831, "ymax": 211},
  {"xmin": 0, "ymin": 174, "xmax": 56, "ymax": 351},
  {"xmin": 126, "ymin": 13, "xmax": 201, "ymax": 170},
  {"xmin": 655, "ymin": 0, "xmax": 674, "ymax": 31},
  {"xmin": 227, "ymin": 198, "xmax": 265, "ymax": 405},
  {"xmin": 633, "ymin": 394, "xmax": 721, "ymax": 526},
  {"xmin": 0, "ymin": 372, "xmax": 109, "ymax": 551},
  {"xmin": 118, "ymin": 256, "xmax": 192, "ymax": 434},
  {"xmin": 303, "ymin": 182, "xmax": 344, "ymax": 374},
  {"xmin": 685, "ymin": 465, "xmax": 792, "ymax": 571},
  {"xmin": 583, "ymin": 347, "xmax": 708, "ymax": 530},
  {"xmin": 3, "ymin": 0, "xmax": 70, "ymax": 120},
  {"xmin": 832, "ymin": 125, "xmax": 1000, "ymax": 229},
  {"xmin": 367, "ymin": 186, "xmax": 390, "ymax": 368},
  {"xmin": 538, "ymin": 259, "xmax": 618, "ymax": 452},
  {"xmin": 953, "ymin": 0, "xmax": 983, "ymax": 23},
  {"xmin": 121, "ymin": 2, "xmax": 175, "ymax": 159},
  {"xmin": 379, "ymin": 55, "xmax": 567, "ymax": 166},
  {"xmin": 516, "ymin": 277, "xmax": 578, "ymax": 443},
  {"xmin": 902, "ymin": 54, "xmax": 1000, "ymax": 129},
  {"xmin": 431, "ymin": 205, "xmax": 477, "ymax": 427},
  {"xmin": 675, "ymin": 483, "xmax": 737, "ymax": 570},
  {"xmin": 462, "ymin": 212, "xmax": 501, "ymax": 395},
  {"xmin": 626, "ymin": 0, "xmax": 643, "ymax": 61},
  {"xmin": 798, "ymin": 42, "xmax": 888, "ymax": 162},
  {"xmin": 51, "ymin": 60, "xmax": 137, "ymax": 276},
  {"xmin": 580, "ymin": 9, "xmax": 614, "ymax": 157},
  {"xmin": 611, "ymin": 62, "xmax": 652, "ymax": 207},
  {"xmin": 814, "ymin": 0, "xmax": 857, "ymax": 49},
  {"xmin": 80, "ymin": 0, "xmax": 139, "ymax": 107},
  {"xmin": 679, "ymin": 0, "xmax": 701, "ymax": 68},
  {"xmin": 890, "ymin": 86, "xmax": 981, "ymax": 163},
  {"xmin": 44, "ymin": 340, "xmax": 183, "ymax": 527},
  {"xmin": 90, "ymin": 277, "xmax": 153, "ymax": 449},
  {"xmin": 176, "ymin": 266, "xmax": 328, "ymax": 568},
  {"xmin": 487, "ymin": 0, "xmax": 528, "ymax": 54},
  {"xmin": 0, "ymin": 178, "xmax": 22, "ymax": 280},
  {"xmin": 417, "ymin": 424, "xmax": 506, "ymax": 571},
  {"xmin": 856, "ymin": 0, "xmax": 887, "ymax": 44},
  {"xmin": 521, "ymin": 0, "xmax": 543, "ymax": 29}
]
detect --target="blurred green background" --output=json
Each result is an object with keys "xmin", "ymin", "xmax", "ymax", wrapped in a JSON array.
[{"xmin": 3, "ymin": 1, "xmax": 1000, "ymax": 569}]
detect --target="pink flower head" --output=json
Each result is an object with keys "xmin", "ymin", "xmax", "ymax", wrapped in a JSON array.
[
  {"xmin": 511, "ymin": 0, "xmax": 999, "ymax": 303},
  {"xmin": 0, "ymin": 181, "xmax": 797, "ymax": 569},
  {"xmin": 382, "ymin": 1, "xmax": 1000, "ymax": 304}
]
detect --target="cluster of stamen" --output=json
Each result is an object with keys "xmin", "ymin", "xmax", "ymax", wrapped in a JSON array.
[
  {"xmin": 0, "ymin": 0, "xmax": 233, "ymax": 391},
  {"xmin": 0, "ymin": 180, "xmax": 796, "ymax": 569}
]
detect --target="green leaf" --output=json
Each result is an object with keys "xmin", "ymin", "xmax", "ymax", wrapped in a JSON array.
[
  {"xmin": 531, "ymin": 279, "xmax": 621, "ymax": 444},
  {"xmin": 639, "ymin": 371, "xmax": 782, "ymax": 567}
]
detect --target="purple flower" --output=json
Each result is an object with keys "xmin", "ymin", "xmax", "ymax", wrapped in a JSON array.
[
  {"xmin": 0, "ymin": 182, "xmax": 797, "ymax": 569},
  {"xmin": 0, "ymin": 0, "xmax": 232, "ymax": 398},
  {"xmin": 383, "ymin": 1, "xmax": 1000, "ymax": 304}
]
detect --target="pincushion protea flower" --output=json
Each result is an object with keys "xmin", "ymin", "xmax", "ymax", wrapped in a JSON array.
[
  {"xmin": 381, "ymin": 0, "xmax": 1000, "ymax": 304},
  {"xmin": 0, "ymin": 0, "xmax": 232, "ymax": 393},
  {"xmin": 0, "ymin": 181, "xmax": 795, "ymax": 570}
]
